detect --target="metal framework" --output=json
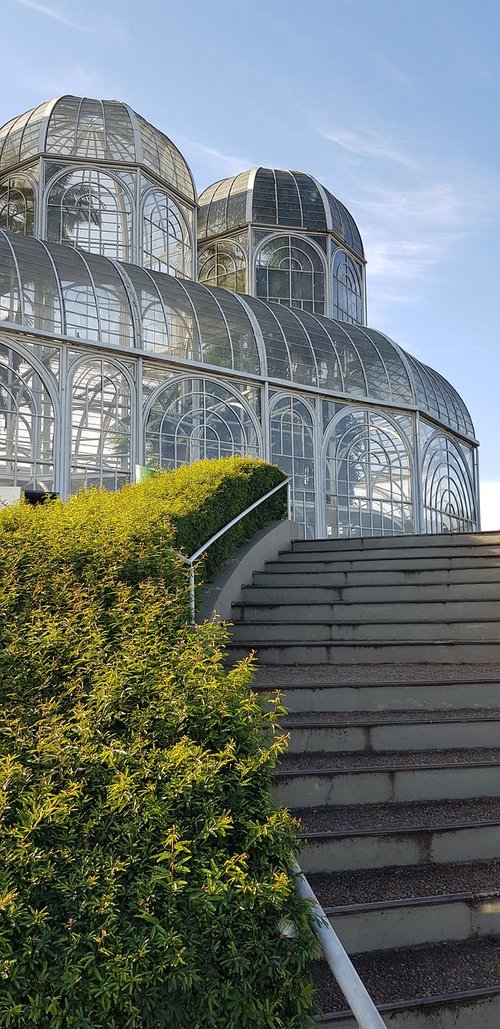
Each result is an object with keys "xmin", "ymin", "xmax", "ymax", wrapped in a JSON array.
[{"xmin": 0, "ymin": 95, "xmax": 479, "ymax": 538}]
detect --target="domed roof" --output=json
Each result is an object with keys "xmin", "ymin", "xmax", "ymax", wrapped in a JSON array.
[
  {"xmin": 0, "ymin": 96, "xmax": 195, "ymax": 201},
  {"xmin": 198, "ymin": 167, "xmax": 364, "ymax": 258},
  {"xmin": 0, "ymin": 228, "xmax": 474, "ymax": 439}
]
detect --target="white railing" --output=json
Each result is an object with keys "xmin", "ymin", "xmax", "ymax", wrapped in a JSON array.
[
  {"xmin": 294, "ymin": 866, "xmax": 387, "ymax": 1029},
  {"xmin": 178, "ymin": 477, "xmax": 291, "ymax": 624}
]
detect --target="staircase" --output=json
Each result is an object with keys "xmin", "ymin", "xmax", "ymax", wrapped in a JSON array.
[{"xmin": 229, "ymin": 531, "xmax": 500, "ymax": 1028}]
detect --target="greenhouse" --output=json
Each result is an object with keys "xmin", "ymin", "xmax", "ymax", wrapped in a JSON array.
[{"xmin": 0, "ymin": 95, "xmax": 479, "ymax": 537}]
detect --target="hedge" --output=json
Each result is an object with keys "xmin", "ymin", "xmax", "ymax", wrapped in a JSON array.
[{"xmin": 0, "ymin": 463, "xmax": 317, "ymax": 1028}]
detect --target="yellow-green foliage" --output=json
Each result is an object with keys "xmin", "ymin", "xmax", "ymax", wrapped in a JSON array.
[{"xmin": 0, "ymin": 462, "xmax": 316, "ymax": 1028}]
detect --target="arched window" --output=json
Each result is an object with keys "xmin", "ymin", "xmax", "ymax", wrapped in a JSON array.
[
  {"xmin": 70, "ymin": 359, "xmax": 132, "ymax": 492},
  {"xmin": 0, "ymin": 176, "xmax": 35, "ymax": 236},
  {"xmin": 333, "ymin": 251, "xmax": 363, "ymax": 324},
  {"xmin": 142, "ymin": 191, "xmax": 191, "ymax": 277},
  {"xmin": 422, "ymin": 431, "xmax": 476, "ymax": 533},
  {"xmin": 145, "ymin": 378, "xmax": 260, "ymax": 470},
  {"xmin": 270, "ymin": 394, "xmax": 316, "ymax": 538},
  {"xmin": 198, "ymin": 239, "xmax": 246, "ymax": 292},
  {"xmin": 46, "ymin": 169, "xmax": 132, "ymax": 261},
  {"xmin": 0, "ymin": 341, "xmax": 55, "ymax": 490},
  {"xmin": 325, "ymin": 409, "xmax": 413, "ymax": 538},
  {"xmin": 255, "ymin": 235, "xmax": 325, "ymax": 314}
]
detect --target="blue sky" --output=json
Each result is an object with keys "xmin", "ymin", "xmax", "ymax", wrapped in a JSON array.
[{"xmin": 3, "ymin": 0, "xmax": 500, "ymax": 524}]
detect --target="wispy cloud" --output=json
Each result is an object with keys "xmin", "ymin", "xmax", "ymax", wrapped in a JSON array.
[
  {"xmin": 0, "ymin": 53, "xmax": 122, "ymax": 100},
  {"xmin": 13, "ymin": 0, "xmax": 128, "ymax": 41},
  {"xmin": 369, "ymin": 53, "xmax": 413, "ymax": 85},
  {"xmin": 319, "ymin": 127, "xmax": 417, "ymax": 169},
  {"xmin": 176, "ymin": 136, "xmax": 252, "ymax": 179}
]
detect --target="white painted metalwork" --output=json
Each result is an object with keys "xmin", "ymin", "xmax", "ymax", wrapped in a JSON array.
[
  {"xmin": 177, "ymin": 477, "xmax": 290, "ymax": 624},
  {"xmin": 294, "ymin": 866, "xmax": 388, "ymax": 1029}
]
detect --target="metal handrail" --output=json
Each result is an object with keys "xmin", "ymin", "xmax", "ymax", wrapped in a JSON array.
[
  {"xmin": 177, "ymin": 477, "xmax": 290, "ymax": 623},
  {"xmin": 294, "ymin": 865, "xmax": 387, "ymax": 1029}
]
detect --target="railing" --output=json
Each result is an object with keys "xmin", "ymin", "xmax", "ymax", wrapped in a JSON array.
[
  {"xmin": 294, "ymin": 866, "xmax": 387, "ymax": 1029},
  {"xmin": 178, "ymin": 477, "xmax": 291, "ymax": 624}
]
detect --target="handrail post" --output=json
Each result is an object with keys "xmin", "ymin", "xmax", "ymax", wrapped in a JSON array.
[{"xmin": 189, "ymin": 563, "xmax": 195, "ymax": 626}]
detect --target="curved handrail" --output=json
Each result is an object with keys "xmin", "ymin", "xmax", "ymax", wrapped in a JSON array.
[
  {"xmin": 177, "ymin": 477, "xmax": 290, "ymax": 623},
  {"xmin": 293, "ymin": 865, "xmax": 387, "ymax": 1028}
]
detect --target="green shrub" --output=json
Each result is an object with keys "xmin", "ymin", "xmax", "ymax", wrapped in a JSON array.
[{"xmin": 0, "ymin": 469, "xmax": 316, "ymax": 1028}]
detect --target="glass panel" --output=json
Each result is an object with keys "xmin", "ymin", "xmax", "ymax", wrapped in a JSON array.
[
  {"xmin": 70, "ymin": 359, "xmax": 132, "ymax": 492},
  {"xmin": 145, "ymin": 377, "xmax": 260, "ymax": 469},
  {"xmin": 255, "ymin": 235, "xmax": 325, "ymax": 315},
  {"xmin": 0, "ymin": 175, "xmax": 36, "ymax": 236},
  {"xmin": 46, "ymin": 168, "xmax": 132, "ymax": 262},
  {"xmin": 325, "ymin": 408, "xmax": 413, "ymax": 538},
  {"xmin": 270, "ymin": 394, "xmax": 316, "ymax": 538},
  {"xmin": 142, "ymin": 188, "xmax": 191, "ymax": 277},
  {"xmin": 0, "ymin": 340, "xmax": 55, "ymax": 490},
  {"xmin": 333, "ymin": 251, "xmax": 364, "ymax": 324},
  {"xmin": 198, "ymin": 238, "xmax": 246, "ymax": 293},
  {"xmin": 421, "ymin": 426, "xmax": 477, "ymax": 533}
]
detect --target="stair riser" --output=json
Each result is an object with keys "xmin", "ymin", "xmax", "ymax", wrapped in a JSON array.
[
  {"xmin": 299, "ymin": 823, "xmax": 500, "ymax": 873},
  {"xmin": 271, "ymin": 548, "xmax": 500, "ymax": 564},
  {"xmin": 317, "ymin": 992, "xmax": 500, "ymax": 1028},
  {"xmin": 249, "ymin": 575, "xmax": 500, "ymax": 593},
  {"xmin": 286, "ymin": 720, "xmax": 500, "ymax": 753},
  {"xmin": 233, "ymin": 600, "xmax": 500, "ymax": 623},
  {"xmin": 231, "ymin": 621, "xmax": 500, "ymax": 643},
  {"xmin": 228, "ymin": 641, "xmax": 500, "ymax": 663},
  {"xmin": 261, "ymin": 682, "xmax": 500, "ymax": 713},
  {"xmin": 275, "ymin": 765, "xmax": 500, "ymax": 807},
  {"xmin": 328, "ymin": 895, "xmax": 500, "ymax": 954},
  {"xmin": 291, "ymin": 532, "xmax": 500, "ymax": 552}
]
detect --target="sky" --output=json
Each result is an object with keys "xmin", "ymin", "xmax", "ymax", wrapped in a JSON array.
[{"xmin": 2, "ymin": 0, "xmax": 500, "ymax": 526}]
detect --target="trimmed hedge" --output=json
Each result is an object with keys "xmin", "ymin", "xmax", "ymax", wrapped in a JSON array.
[{"xmin": 0, "ymin": 464, "xmax": 317, "ymax": 1028}]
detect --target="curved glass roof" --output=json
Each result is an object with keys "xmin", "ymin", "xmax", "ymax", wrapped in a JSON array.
[
  {"xmin": 198, "ymin": 167, "xmax": 364, "ymax": 258},
  {"xmin": 0, "ymin": 96, "xmax": 195, "ymax": 201},
  {"xmin": 0, "ymin": 229, "xmax": 473, "ymax": 439}
]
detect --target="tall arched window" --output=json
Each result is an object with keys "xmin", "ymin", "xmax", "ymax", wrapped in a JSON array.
[
  {"xmin": 70, "ymin": 359, "xmax": 132, "ymax": 492},
  {"xmin": 0, "ymin": 176, "xmax": 35, "ymax": 236},
  {"xmin": 0, "ymin": 341, "xmax": 55, "ymax": 490},
  {"xmin": 46, "ymin": 169, "xmax": 132, "ymax": 261},
  {"xmin": 142, "ymin": 191, "xmax": 191, "ymax": 277},
  {"xmin": 422, "ymin": 431, "xmax": 476, "ymax": 533},
  {"xmin": 333, "ymin": 251, "xmax": 363, "ymax": 324},
  {"xmin": 145, "ymin": 378, "xmax": 260, "ymax": 470},
  {"xmin": 325, "ymin": 409, "xmax": 413, "ymax": 537},
  {"xmin": 255, "ymin": 235, "xmax": 325, "ymax": 314},
  {"xmin": 198, "ymin": 239, "xmax": 246, "ymax": 292},
  {"xmin": 270, "ymin": 394, "xmax": 316, "ymax": 538}
]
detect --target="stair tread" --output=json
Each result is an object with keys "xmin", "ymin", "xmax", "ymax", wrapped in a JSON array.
[
  {"xmin": 278, "ymin": 746, "xmax": 500, "ymax": 773},
  {"xmin": 294, "ymin": 796, "xmax": 500, "ymax": 835},
  {"xmin": 313, "ymin": 936, "xmax": 500, "ymax": 1015},
  {"xmin": 252, "ymin": 663, "xmax": 500, "ymax": 686},
  {"xmin": 308, "ymin": 858, "xmax": 500, "ymax": 908},
  {"xmin": 282, "ymin": 708, "xmax": 500, "ymax": 726}
]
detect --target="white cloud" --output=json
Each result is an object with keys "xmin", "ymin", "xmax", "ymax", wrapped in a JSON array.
[
  {"xmin": 13, "ymin": 0, "xmax": 128, "ymax": 41},
  {"xmin": 480, "ymin": 482, "xmax": 500, "ymax": 531},
  {"xmin": 176, "ymin": 136, "xmax": 252, "ymax": 179},
  {"xmin": 319, "ymin": 127, "xmax": 417, "ymax": 169}
]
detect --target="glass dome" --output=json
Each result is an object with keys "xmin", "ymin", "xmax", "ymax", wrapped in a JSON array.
[
  {"xmin": 198, "ymin": 167, "xmax": 364, "ymax": 258},
  {"xmin": 0, "ymin": 227, "xmax": 474, "ymax": 439},
  {"xmin": 0, "ymin": 96, "xmax": 195, "ymax": 201}
]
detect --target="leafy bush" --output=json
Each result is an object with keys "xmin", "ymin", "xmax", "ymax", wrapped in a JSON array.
[
  {"xmin": 0, "ymin": 469, "xmax": 316, "ymax": 1028},
  {"xmin": 136, "ymin": 457, "xmax": 288, "ymax": 581}
]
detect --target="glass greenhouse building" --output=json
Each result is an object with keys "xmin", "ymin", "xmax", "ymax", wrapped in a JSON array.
[{"xmin": 0, "ymin": 96, "xmax": 479, "ymax": 537}]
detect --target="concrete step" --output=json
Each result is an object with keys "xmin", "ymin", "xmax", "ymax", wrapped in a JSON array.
[
  {"xmin": 282, "ymin": 710, "xmax": 500, "ymax": 752},
  {"xmin": 308, "ymin": 859, "xmax": 500, "ymax": 953},
  {"xmin": 230, "ymin": 619, "xmax": 500, "ymax": 644},
  {"xmin": 227, "ymin": 640, "xmax": 500, "ymax": 663},
  {"xmin": 294, "ymin": 797, "xmax": 500, "ymax": 872},
  {"xmin": 292, "ymin": 531, "xmax": 500, "ymax": 552},
  {"xmin": 313, "ymin": 937, "xmax": 500, "ymax": 1027},
  {"xmin": 274, "ymin": 748, "xmax": 500, "ymax": 806},
  {"xmin": 261, "ymin": 553, "xmax": 500, "ymax": 572},
  {"xmin": 249, "ymin": 572, "xmax": 500, "ymax": 593},
  {"xmin": 252, "ymin": 676, "xmax": 500, "ymax": 712},
  {"xmin": 233, "ymin": 598, "xmax": 500, "ymax": 623}
]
